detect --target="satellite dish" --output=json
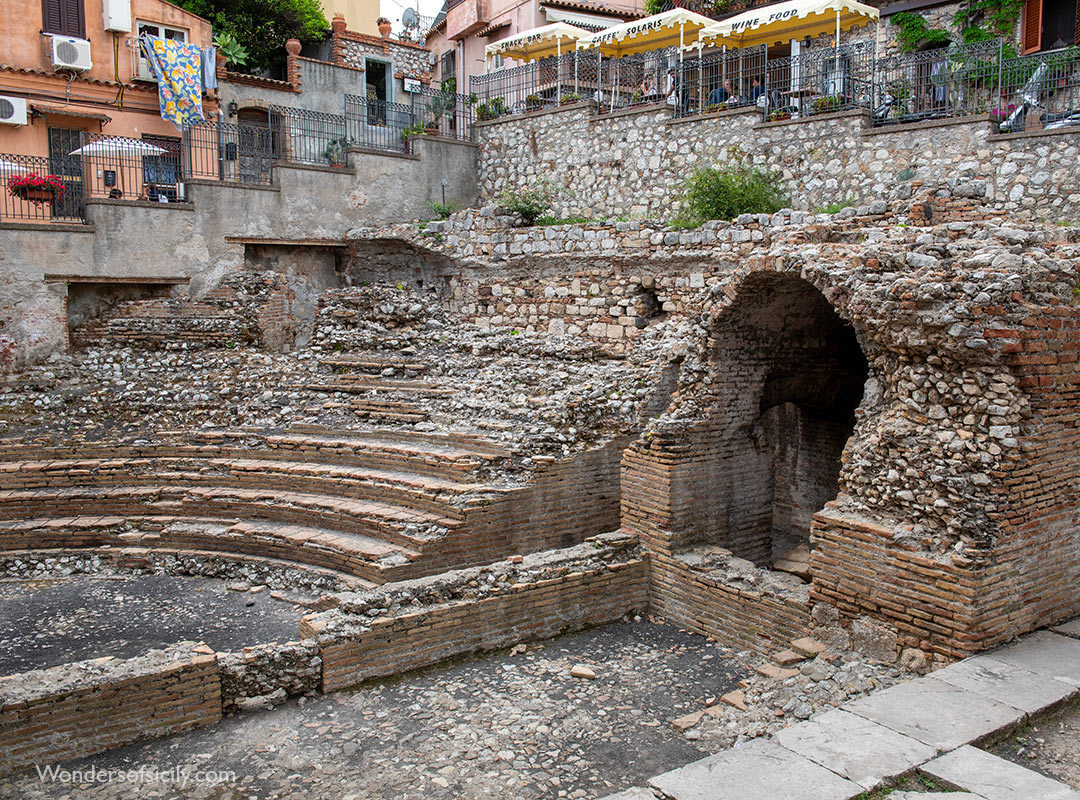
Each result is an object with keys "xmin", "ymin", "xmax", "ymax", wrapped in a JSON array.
[{"xmin": 402, "ymin": 7, "xmax": 419, "ymax": 29}]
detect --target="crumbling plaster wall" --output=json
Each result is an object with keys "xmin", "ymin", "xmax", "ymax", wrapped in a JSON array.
[{"xmin": 0, "ymin": 136, "xmax": 477, "ymax": 370}]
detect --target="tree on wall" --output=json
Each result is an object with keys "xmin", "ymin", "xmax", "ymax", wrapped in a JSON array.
[{"xmin": 174, "ymin": 0, "xmax": 328, "ymax": 74}]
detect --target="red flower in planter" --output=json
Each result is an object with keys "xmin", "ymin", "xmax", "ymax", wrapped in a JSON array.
[{"xmin": 8, "ymin": 172, "xmax": 66, "ymax": 204}]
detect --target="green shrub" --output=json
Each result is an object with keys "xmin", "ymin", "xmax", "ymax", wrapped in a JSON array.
[
  {"xmin": 498, "ymin": 181, "xmax": 559, "ymax": 225},
  {"xmin": 428, "ymin": 200, "xmax": 455, "ymax": 219},
  {"xmin": 820, "ymin": 199, "xmax": 855, "ymax": 214},
  {"xmin": 673, "ymin": 162, "xmax": 789, "ymax": 225}
]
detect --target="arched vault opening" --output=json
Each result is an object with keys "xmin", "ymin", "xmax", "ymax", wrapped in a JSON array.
[{"xmin": 705, "ymin": 272, "xmax": 868, "ymax": 576}]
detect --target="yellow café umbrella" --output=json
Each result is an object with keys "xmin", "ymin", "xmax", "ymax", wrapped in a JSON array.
[
  {"xmin": 579, "ymin": 9, "xmax": 716, "ymax": 111},
  {"xmin": 484, "ymin": 22, "xmax": 591, "ymax": 103},
  {"xmin": 697, "ymin": 0, "xmax": 878, "ymax": 50},
  {"xmin": 696, "ymin": 0, "xmax": 877, "ymax": 113},
  {"xmin": 485, "ymin": 22, "xmax": 590, "ymax": 63}
]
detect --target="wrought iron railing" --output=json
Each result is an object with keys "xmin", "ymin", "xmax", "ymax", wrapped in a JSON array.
[
  {"xmin": 995, "ymin": 45, "xmax": 1080, "ymax": 133},
  {"xmin": 871, "ymin": 40, "xmax": 1003, "ymax": 127},
  {"xmin": 0, "ymin": 153, "xmax": 85, "ymax": 223},
  {"xmin": 764, "ymin": 41, "xmax": 875, "ymax": 122},
  {"xmin": 344, "ymin": 95, "xmax": 418, "ymax": 152},
  {"xmin": 676, "ymin": 44, "xmax": 767, "ymax": 117},
  {"xmin": 182, "ymin": 121, "xmax": 276, "ymax": 185},
  {"xmin": 268, "ymin": 105, "xmax": 350, "ymax": 167},
  {"xmin": 406, "ymin": 85, "xmax": 475, "ymax": 139},
  {"xmin": 470, "ymin": 52, "xmax": 601, "ymax": 119}
]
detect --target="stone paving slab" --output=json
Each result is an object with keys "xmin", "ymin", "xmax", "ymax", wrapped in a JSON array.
[
  {"xmin": 891, "ymin": 793, "xmax": 987, "ymax": 800},
  {"xmin": 773, "ymin": 708, "xmax": 938, "ymax": 789},
  {"xmin": 921, "ymin": 745, "xmax": 1080, "ymax": 800},
  {"xmin": 1050, "ymin": 618, "xmax": 1080, "ymax": 639},
  {"xmin": 842, "ymin": 677, "xmax": 1023, "ymax": 751},
  {"xmin": 986, "ymin": 631, "xmax": 1080, "ymax": 686},
  {"xmin": 597, "ymin": 788, "xmax": 657, "ymax": 800},
  {"xmin": 649, "ymin": 738, "xmax": 862, "ymax": 800},
  {"xmin": 931, "ymin": 654, "xmax": 1078, "ymax": 714}
]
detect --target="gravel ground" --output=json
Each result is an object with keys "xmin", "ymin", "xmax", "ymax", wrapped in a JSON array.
[
  {"xmin": 2, "ymin": 619, "xmax": 746, "ymax": 800},
  {"xmin": 0, "ymin": 575, "xmax": 303, "ymax": 675},
  {"xmin": 987, "ymin": 697, "xmax": 1080, "ymax": 790},
  {"xmin": 0, "ymin": 616, "xmax": 915, "ymax": 800}
]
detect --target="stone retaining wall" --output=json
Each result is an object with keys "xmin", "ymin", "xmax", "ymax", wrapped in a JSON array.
[
  {"xmin": 0, "ymin": 643, "xmax": 221, "ymax": 776},
  {"xmin": 474, "ymin": 103, "xmax": 1080, "ymax": 222},
  {"xmin": 305, "ymin": 534, "xmax": 647, "ymax": 691}
]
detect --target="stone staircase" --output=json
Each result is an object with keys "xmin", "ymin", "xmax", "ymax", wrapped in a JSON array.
[{"xmin": 0, "ymin": 428, "xmax": 511, "ymax": 585}]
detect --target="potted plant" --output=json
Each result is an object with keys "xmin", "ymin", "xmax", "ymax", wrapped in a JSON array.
[
  {"xmin": 525, "ymin": 94, "xmax": 543, "ymax": 111},
  {"xmin": 559, "ymin": 93, "xmax": 581, "ymax": 106},
  {"xmin": 767, "ymin": 110, "xmax": 792, "ymax": 122},
  {"xmin": 376, "ymin": 17, "xmax": 392, "ymax": 37},
  {"xmin": 8, "ymin": 173, "xmax": 65, "ymax": 204},
  {"xmin": 400, "ymin": 122, "xmax": 426, "ymax": 152},
  {"xmin": 476, "ymin": 97, "xmax": 507, "ymax": 121}
]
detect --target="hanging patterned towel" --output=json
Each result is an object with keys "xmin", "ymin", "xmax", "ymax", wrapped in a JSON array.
[{"xmin": 140, "ymin": 34, "xmax": 205, "ymax": 126}]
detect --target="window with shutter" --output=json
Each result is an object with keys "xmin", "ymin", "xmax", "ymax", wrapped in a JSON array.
[
  {"xmin": 1021, "ymin": 0, "xmax": 1043, "ymax": 53},
  {"xmin": 42, "ymin": 0, "xmax": 85, "ymax": 38}
]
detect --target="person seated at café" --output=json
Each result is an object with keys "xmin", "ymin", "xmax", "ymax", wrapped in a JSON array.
[
  {"xmin": 639, "ymin": 74, "xmax": 659, "ymax": 102},
  {"xmin": 750, "ymin": 76, "xmax": 765, "ymax": 103},
  {"xmin": 708, "ymin": 79, "xmax": 738, "ymax": 106}
]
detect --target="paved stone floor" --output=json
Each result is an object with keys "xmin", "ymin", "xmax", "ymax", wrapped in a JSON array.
[
  {"xmin": 0, "ymin": 619, "xmax": 748, "ymax": 800},
  {"xmin": 0, "ymin": 575, "xmax": 303, "ymax": 674}
]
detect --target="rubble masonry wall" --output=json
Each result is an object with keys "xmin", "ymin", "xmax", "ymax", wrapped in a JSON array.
[{"xmin": 475, "ymin": 104, "xmax": 1080, "ymax": 223}]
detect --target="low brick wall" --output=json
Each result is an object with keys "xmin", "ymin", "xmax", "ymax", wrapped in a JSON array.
[
  {"xmin": 306, "ymin": 536, "xmax": 648, "ymax": 692},
  {"xmin": 0, "ymin": 643, "xmax": 222, "ymax": 776},
  {"xmin": 649, "ymin": 554, "xmax": 812, "ymax": 656}
]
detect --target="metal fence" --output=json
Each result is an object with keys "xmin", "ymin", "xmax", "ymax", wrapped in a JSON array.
[
  {"xmin": 406, "ymin": 85, "xmax": 475, "ymax": 139},
  {"xmin": 872, "ymin": 39, "xmax": 1003, "ymax": 127},
  {"xmin": 268, "ymin": 105, "xmax": 349, "ymax": 167},
  {"xmin": 344, "ymin": 94, "xmax": 418, "ymax": 152},
  {"xmin": 0, "ymin": 153, "xmax": 84, "ymax": 223},
  {"xmin": 764, "ymin": 41, "xmax": 875, "ymax": 121},
  {"xmin": 182, "ymin": 120, "xmax": 276, "ymax": 185},
  {"xmin": 676, "ymin": 44, "xmax": 768, "ymax": 117},
  {"xmin": 995, "ymin": 45, "xmax": 1080, "ymax": 133},
  {"xmin": 471, "ymin": 51, "xmax": 605, "ymax": 119}
]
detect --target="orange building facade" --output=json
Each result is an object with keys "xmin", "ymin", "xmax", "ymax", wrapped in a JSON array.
[{"xmin": 0, "ymin": 0, "xmax": 216, "ymax": 197}]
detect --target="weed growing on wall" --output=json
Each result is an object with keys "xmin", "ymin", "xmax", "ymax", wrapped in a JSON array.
[
  {"xmin": 498, "ymin": 181, "xmax": 562, "ymax": 226},
  {"xmin": 671, "ymin": 162, "xmax": 789, "ymax": 226}
]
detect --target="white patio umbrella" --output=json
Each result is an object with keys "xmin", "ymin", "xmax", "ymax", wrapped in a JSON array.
[
  {"xmin": 68, "ymin": 139, "xmax": 166, "ymax": 157},
  {"xmin": 69, "ymin": 138, "xmax": 166, "ymax": 198}
]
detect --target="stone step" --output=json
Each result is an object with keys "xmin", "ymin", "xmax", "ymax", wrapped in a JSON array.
[
  {"xmin": 0, "ymin": 542, "xmax": 377, "ymax": 591},
  {"xmin": 321, "ymin": 357, "xmax": 430, "ymax": 374},
  {"xmin": 0, "ymin": 486, "xmax": 453, "ymax": 552},
  {"xmin": 300, "ymin": 378, "xmax": 455, "ymax": 396},
  {"xmin": 0, "ymin": 457, "xmax": 490, "ymax": 519},
  {"xmin": 0, "ymin": 515, "xmax": 416, "ymax": 584},
  {"xmin": 347, "ymin": 399, "xmax": 430, "ymax": 422}
]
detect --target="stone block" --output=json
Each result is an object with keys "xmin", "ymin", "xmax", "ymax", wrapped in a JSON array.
[
  {"xmin": 851, "ymin": 617, "xmax": 898, "ymax": 664},
  {"xmin": 843, "ymin": 678, "xmax": 1023, "ymax": 751},
  {"xmin": 932, "ymin": 654, "xmax": 1078, "ymax": 714},
  {"xmin": 649, "ymin": 738, "xmax": 862, "ymax": 800},
  {"xmin": 790, "ymin": 638, "xmax": 828, "ymax": 658},
  {"xmin": 773, "ymin": 708, "xmax": 937, "ymax": 789},
  {"xmin": 986, "ymin": 631, "xmax": 1080, "ymax": 687},
  {"xmin": 921, "ymin": 746, "xmax": 1080, "ymax": 800}
]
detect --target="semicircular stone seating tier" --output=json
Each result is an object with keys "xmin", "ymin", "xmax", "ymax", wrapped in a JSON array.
[{"xmin": 0, "ymin": 428, "xmax": 530, "ymax": 588}]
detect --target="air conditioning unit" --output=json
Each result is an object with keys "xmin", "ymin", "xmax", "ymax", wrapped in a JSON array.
[
  {"xmin": 101, "ymin": 0, "xmax": 132, "ymax": 32},
  {"xmin": 0, "ymin": 96, "xmax": 28, "ymax": 126},
  {"xmin": 50, "ymin": 35, "xmax": 93, "ymax": 71}
]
